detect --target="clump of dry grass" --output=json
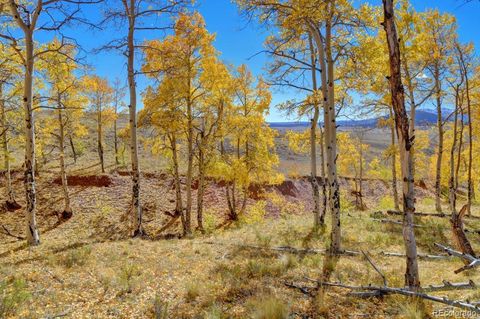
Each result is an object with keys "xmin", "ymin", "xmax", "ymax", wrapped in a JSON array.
[
  {"xmin": 185, "ymin": 281, "xmax": 202, "ymax": 302},
  {"xmin": 56, "ymin": 246, "xmax": 92, "ymax": 268},
  {"xmin": 249, "ymin": 296, "xmax": 289, "ymax": 319}
]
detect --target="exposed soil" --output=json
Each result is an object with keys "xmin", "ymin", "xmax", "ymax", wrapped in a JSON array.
[{"xmin": 52, "ymin": 175, "xmax": 114, "ymax": 187}]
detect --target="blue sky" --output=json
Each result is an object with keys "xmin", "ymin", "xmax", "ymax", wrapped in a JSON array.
[{"xmin": 67, "ymin": 0, "xmax": 480, "ymax": 122}]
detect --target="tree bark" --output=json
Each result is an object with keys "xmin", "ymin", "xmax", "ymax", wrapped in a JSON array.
[
  {"xmin": 126, "ymin": 0, "xmax": 143, "ymax": 237},
  {"xmin": 69, "ymin": 135, "xmax": 77, "ymax": 163},
  {"xmin": 319, "ymin": 126, "xmax": 327, "ymax": 221},
  {"xmin": 449, "ymin": 87, "xmax": 460, "ymax": 215},
  {"xmin": 185, "ymin": 99, "xmax": 193, "ymax": 235},
  {"xmin": 389, "ymin": 107, "xmax": 400, "ymax": 210},
  {"xmin": 434, "ymin": 63, "xmax": 443, "ymax": 213},
  {"xmin": 197, "ymin": 132, "xmax": 205, "ymax": 233},
  {"xmin": 325, "ymin": 10, "xmax": 341, "ymax": 254},
  {"xmin": 170, "ymin": 134, "xmax": 185, "ymax": 233},
  {"xmin": 23, "ymin": 29, "xmax": 40, "ymax": 245},
  {"xmin": 308, "ymin": 33, "xmax": 323, "ymax": 228},
  {"xmin": 97, "ymin": 98, "xmax": 105, "ymax": 174},
  {"xmin": 114, "ymin": 107, "xmax": 119, "ymax": 168},
  {"xmin": 451, "ymin": 205, "xmax": 476, "ymax": 259},
  {"xmin": 57, "ymin": 97, "xmax": 72, "ymax": 217},
  {"xmin": 308, "ymin": 14, "xmax": 341, "ymax": 254},
  {"xmin": 456, "ymin": 108, "xmax": 464, "ymax": 191},
  {"xmin": 382, "ymin": 0, "xmax": 420, "ymax": 289},
  {"xmin": 1, "ymin": 83, "xmax": 15, "ymax": 204},
  {"xmin": 457, "ymin": 48, "xmax": 474, "ymax": 216}
]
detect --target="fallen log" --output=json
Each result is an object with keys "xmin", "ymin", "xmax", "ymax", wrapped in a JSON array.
[
  {"xmin": 203, "ymin": 241, "xmax": 361, "ymax": 256},
  {"xmin": 379, "ymin": 251, "xmax": 451, "ymax": 260},
  {"xmin": 371, "ymin": 218, "xmax": 425, "ymax": 228},
  {"xmin": 435, "ymin": 243, "xmax": 480, "ymax": 274},
  {"xmin": 303, "ymin": 278, "xmax": 480, "ymax": 313},
  {"xmin": 382, "ymin": 210, "xmax": 480, "ymax": 220},
  {"xmin": 423, "ymin": 280, "xmax": 476, "ymax": 292}
]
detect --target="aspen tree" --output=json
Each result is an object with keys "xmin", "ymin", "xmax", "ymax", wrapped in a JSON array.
[
  {"xmin": 83, "ymin": 75, "xmax": 114, "ymax": 174},
  {"xmin": 143, "ymin": 13, "xmax": 217, "ymax": 235},
  {"xmin": 417, "ymin": 10, "xmax": 457, "ymax": 213},
  {"xmin": 41, "ymin": 39, "xmax": 86, "ymax": 218},
  {"xmin": 382, "ymin": 0, "xmax": 420, "ymax": 289},
  {"xmin": 102, "ymin": 0, "xmax": 189, "ymax": 237},
  {"xmin": 0, "ymin": 0, "xmax": 98, "ymax": 244},
  {"xmin": 236, "ymin": 0, "xmax": 373, "ymax": 254},
  {"xmin": 112, "ymin": 78, "xmax": 126, "ymax": 169},
  {"xmin": 0, "ymin": 42, "xmax": 20, "ymax": 209}
]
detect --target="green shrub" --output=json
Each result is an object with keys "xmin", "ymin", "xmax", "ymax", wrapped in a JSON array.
[
  {"xmin": 203, "ymin": 210, "xmax": 217, "ymax": 234},
  {"xmin": 118, "ymin": 263, "xmax": 141, "ymax": 293},
  {"xmin": 376, "ymin": 195, "xmax": 395, "ymax": 211},
  {"xmin": 58, "ymin": 246, "xmax": 92, "ymax": 268},
  {"xmin": 240, "ymin": 201, "xmax": 267, "ymax": 225},
  {"xmin": 0, "ymin": 278, "xmax": 30, "ymax": 318},
  {"xmin": 153, "ymin": 295, "xmax": 168, "ymax": 319},
  {"xmin": 340, "ymin": 191, "xmax": 355, "ymax": 212}
]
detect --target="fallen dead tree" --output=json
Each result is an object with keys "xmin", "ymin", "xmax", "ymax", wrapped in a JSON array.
[
  {"xmin": 299, "ymin": 278, "xmax": 480, "ymax": 314},
  {"xmin": 435, "ymin": 243, "xmax": 480, "ymax": 274},
  {"xmin": 371, "ymin": 218, "xmax": 425, "ymax": 228},
  {"xmin": 423, "ymin": 280, "xmax": 477, "ymax": 292},
  {"xmin": 381, "ymin": 210, "xmax": 480, "ymax": 220},
  {"xmin": 203, "ymin": 241, "xmax": 361, "ymax": 256},
  {"xmin": 380, "ymin": 251, "xmax": 451, "ymax": 260},
  {"xmin": 203, "ymin": 242, "xmax": 453, "ymax": 261}
]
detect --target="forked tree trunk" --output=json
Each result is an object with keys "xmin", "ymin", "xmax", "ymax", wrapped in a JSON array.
[
  {"xmin": 126, "ymin": 0, "xmax": 143, "ymax": 237},
  {"xmin": 57, "ymin": 100, "xmax": 72, "ymax": 218},
  {"xmin": 309, "ymin": 16, "xmax": 341, "ymax": 254},
  {"xmin": 389, "ymin": 107, "xmax": 400, "ymax": 210},
  {"xmin": 308, "ymin": 33, "xmax": 322, "ymax": 228},
  {"xmin": 1, "ymin": 84, "xmax": 16, "ymax": 204},
  {"xmin": 383, "ymin": 0, "xmax": 420, "ymax": 289},
  {"xmin": 434, "ymin": 63, "xmax": 443, "ymax": 213}
]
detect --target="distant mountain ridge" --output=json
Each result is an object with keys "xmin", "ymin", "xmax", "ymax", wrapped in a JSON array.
[{"xmin": 269, "ymin": 110, "xmax": 443, "ymax": 129}]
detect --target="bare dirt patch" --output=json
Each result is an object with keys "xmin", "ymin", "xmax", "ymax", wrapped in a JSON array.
[{"xmin": 53, "ymin": 175, "xmax": 114, "ymax": 187}]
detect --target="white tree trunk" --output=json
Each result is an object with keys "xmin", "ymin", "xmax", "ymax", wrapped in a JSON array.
[
  {"xmin": 23, "ymin": 30, "xmax": 40, "ymax": 245},
  {"xmin": 97, "ymin": 99, "xmax": 105, "ymax": 174},
  {"xmin": 126, "ymin": 0, "xmax": 143, "ymax": 237},
  {"xmin": 325, "ymin": 14, "xmax": 341, "ymax": 254},
  {"xmin": 308, "ymin": 33, "xmax": 323, "ymax": 228},
  {"xmin": 383, "ymin": 0, "xmax": 420, "ymax": 289},
  {"xmin": 1, "ymin": 83, "xmax": 15, "ymax": 203},
  {"xmin": 389, "ymin": 107, "xmax": 400, "ymax": 210},
  {"xmin": 57, "ymin": 100, "xmax": 71, "ymax": 216},
  {"xmin": 434, "ymin": 64, "xmax": 443, "ymax": 213}
]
